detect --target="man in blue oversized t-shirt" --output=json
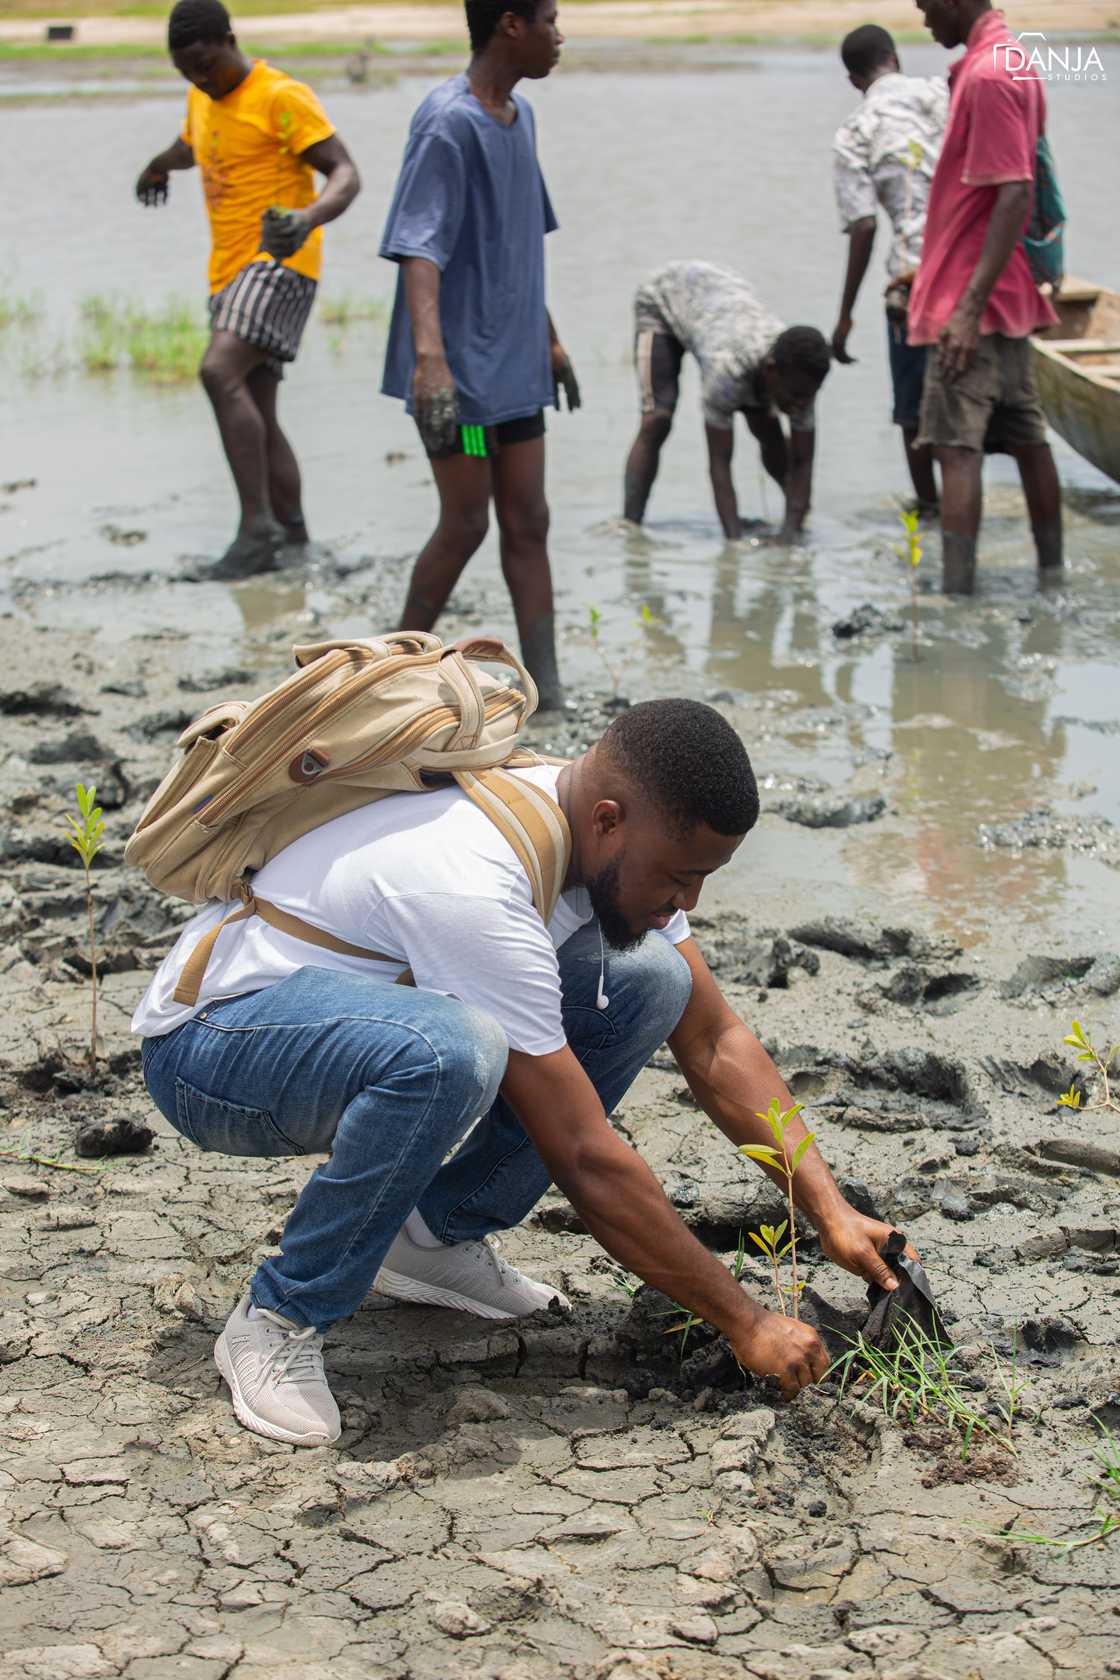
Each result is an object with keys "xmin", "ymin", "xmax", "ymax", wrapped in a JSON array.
[{"xmin": 380, "ymin": 0, "xmax": 580, "ymax": 711}]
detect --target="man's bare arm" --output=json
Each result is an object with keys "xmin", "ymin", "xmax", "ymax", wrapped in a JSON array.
[
  {"xmin": 501, "ymin": 1044, "xmax": 828, "ymax": 1398},
  {"xmin": 778, "ymin": 428, "xmax": 815, "ymax": 542},
  {"xmin": 400, "ymin": 257, "xmax": 458, "ymax": 455},
  {"xmin": 833, "ymin": 215, "xmax": 876, "ymax": 363},
  {"xmin": 668, "ymin": 937, "xmax": 910, "ymax": 1290},
  {"xmin": 135, "ymin": 136, "xmax": 194, "ymax": 205},
  {"xmin": 704, "ymin": 424, "xmax": 741, "ymax": 541}
]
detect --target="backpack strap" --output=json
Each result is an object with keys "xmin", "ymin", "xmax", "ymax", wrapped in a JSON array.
[
  {"xmin": 172, "ymin": 892, "xmax": 410, "ymax": 1007},
  {"xmin": 454, "ymin": 765, "xmax": 571, "ymax": 925},
  {"xmin": 171, "ymin": 765, "xmax": 570, "ymax": 1008}
]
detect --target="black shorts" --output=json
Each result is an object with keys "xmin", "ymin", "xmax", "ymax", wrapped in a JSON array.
[{"xmin": 419, "ymin": 408, "xmax": 546, "ymax": 460}]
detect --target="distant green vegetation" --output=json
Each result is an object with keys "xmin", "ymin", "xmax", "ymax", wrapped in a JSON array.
[
  {"xmin": 318, "ymin": 292, "xmax": 389, "ymax": 328},
  {"xmin": 0, "ymin": 292, "xmax": 44, "ymax": 330},
  {"xmin": 78, "ymin": 294, "xmax": 208, "ymax": 382}
]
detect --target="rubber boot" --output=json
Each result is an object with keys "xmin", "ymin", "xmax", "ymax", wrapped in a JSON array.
[
  {"xmin": 941, "ymin": 531, "xmax": 977, "ymax": 596},
  {"xmin": 1034, "ymin": 518, "xmax": 1064, "ymax": 578},
  {"xmin": 519, "ymin": 613, "xmax": 565, "ymax": 713}
]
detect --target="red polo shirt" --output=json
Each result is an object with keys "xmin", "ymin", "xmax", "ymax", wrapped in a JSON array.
[{"xmin": 908, "ymin": 9, "xmax": 1058, "ymax": 346}]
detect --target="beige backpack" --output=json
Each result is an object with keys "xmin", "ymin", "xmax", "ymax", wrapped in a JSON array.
[{"xmin": 125, "ymin": 633, "xmax": 571, "ymax": 1006}]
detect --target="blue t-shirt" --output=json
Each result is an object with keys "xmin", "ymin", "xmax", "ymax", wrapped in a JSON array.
[{"xmin": 380, "ymin": 74, "xmax": 559, "ymax": 427}]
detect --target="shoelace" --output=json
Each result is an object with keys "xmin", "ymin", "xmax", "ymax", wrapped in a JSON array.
[
  {"xmin": 255, "ymin": 1307, "xmax": 325, "ymax": 1385},
  {"xmin": 464, "ymin": 1235, "xmax": 513, "ymax": 1283}
]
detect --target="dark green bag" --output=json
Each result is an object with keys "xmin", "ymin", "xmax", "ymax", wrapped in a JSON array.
[{"xmin": 1024, "ymin": 135, "xmax": 1066, "ymax": 291}]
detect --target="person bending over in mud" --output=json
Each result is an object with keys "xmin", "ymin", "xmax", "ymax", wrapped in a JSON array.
[
  {"xmin": 135, "ymin": 0, "xmax": 360, "ymax": 579},
  {"xmin": 831, "ymin": 24, "xmax": 948, "ymax": 517},
  {"xmin": 136, "ymin": 697, "xmax": 912, "ymax": 1447},
  {"xmin": 379, "ymin": 0, "xmax": 580, "ymax": 712},
  {"xmin": 623, "ymin": 261, "xmax": 831, "ymax": 544}
]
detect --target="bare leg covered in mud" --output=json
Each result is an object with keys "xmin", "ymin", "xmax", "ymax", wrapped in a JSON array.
[
  {"xmin": 623, "ymin": 412, "xmax": 672, "ymax": 525},
  {"xmin": 400, "ymin": 437, "xmax": 564, "ymax": 711},
  {"xmin": 247, "ymin": 366, "xmax": 309, "ymax": 548},
  {"xmin": 197, "ymin": 329, "xmax": 283, "ymax": 578},
  {"xmin": 1013, "ymin": 441, "xmax": 1064, "ymax": 575},
  {"xmin": 903, "ymin": 425, "xmax": 939, "ymax": 514},
  {"xmin": 934, "ymin": 444, "xmax": 982, "ymax": 594},
  {"xmin": 399, "ymin": 454, "xmax": 491, "ymax": 632},
  {"xmin": 492, "ymin": 435, "xmax": 562, "ymax": 710}
]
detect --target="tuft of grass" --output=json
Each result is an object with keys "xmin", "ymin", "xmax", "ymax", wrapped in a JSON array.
[
  {"xmin": 828, "ymin": 1312, "xmax": 1019, "ymax": 1461},
  {"xmin": 0, "ymin": 291, "xmax": 45, "ymax": 331},
  {"xmin": 981, "ymin": 1425, "xmax": 1120, "ymax": 1553},
  {"xmin": 77, "ymin": 294, "xmax": 207, "ymax": 382},
  {"xmin": 317, "ymin": 292, "xmax": 389, "ymax": 328}
]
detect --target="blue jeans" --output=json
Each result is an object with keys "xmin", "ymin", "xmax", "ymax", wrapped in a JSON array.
[{"xmin": 142, "ymin": 922, "xmax": 692, "ymax": 1331}]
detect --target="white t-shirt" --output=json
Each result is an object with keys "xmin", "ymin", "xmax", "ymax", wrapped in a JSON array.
[{"xmin": 132, "ymin": 765, "xmax": 690, "ymax": 1056}]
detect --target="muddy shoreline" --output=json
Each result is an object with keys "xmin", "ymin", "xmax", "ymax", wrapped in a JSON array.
[{"xmin": 2, "ymin": 532, "xmax": 1119, "ymax": 1678}]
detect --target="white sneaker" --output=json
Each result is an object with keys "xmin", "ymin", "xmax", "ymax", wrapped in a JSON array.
[
  {"xmin": 214, "ymin": 1293, "xmax": 341, "ymax": 1447},
  {"xmin": 372, "ymin": 1217, "xmax": 570, "ymax": 1321}
]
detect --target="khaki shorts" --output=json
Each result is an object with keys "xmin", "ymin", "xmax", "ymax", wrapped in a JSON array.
[{"xmin": 916, "ymin": 332, "xmax": 1048, "ymax": 454}]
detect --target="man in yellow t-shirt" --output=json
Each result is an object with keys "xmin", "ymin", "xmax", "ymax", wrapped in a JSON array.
[{"xmin": 136, "ymin": 0, "xmax": 360, "ymax": 579}]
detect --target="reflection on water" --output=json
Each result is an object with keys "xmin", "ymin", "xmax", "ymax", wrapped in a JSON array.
[{"xmin": 1, "ymin": 52, "xmax": 1117, "ymax": 950}]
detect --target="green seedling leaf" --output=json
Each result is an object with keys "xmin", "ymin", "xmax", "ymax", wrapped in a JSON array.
[
  {"xmin": 1058, "ymin": 1087, "xmax": 1082, "ymax": 1109},
  {"xmin": 749, "ymin": 1230, "xmax": 774, "ymax": 1255},
  {"xmin": 790, "ymin": 1133, "xmax": 816, "ymax": 1171},
  {"xmin": 740, "ymin": 1144, "xmax": 780, "ymax": 1166}
]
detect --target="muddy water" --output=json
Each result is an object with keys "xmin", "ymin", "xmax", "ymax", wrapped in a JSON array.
[{"xmin": 3, "ymin": 46, "xmax": 1119, "ymax": 953}]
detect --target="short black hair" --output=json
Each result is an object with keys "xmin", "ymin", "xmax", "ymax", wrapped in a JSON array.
[
  {"xmin": 771, "ymin": 325, "xmax": 832, "ymax": 390},
  {"xmin": 841, "ymin": 23, "xmax": 897, "ymax": 79},
  {"xmin": 465, "ymin": 0, "xmax": 540, "ymax": 53},
  {"xmin": 601, "ymin": 699, "xmax": 760, "ymax": 838},
  {"xmin": 168, "ymin": 0, "xmax": 232, "ymax": 51}
]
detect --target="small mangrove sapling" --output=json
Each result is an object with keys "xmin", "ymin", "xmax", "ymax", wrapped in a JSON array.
[
  {"xmin": 896, "ymin": 506, "xmax": 923, "ymax": 659},
  {"xmin": 64, "ymin": 782, "xmax": 105, "ymax": 1076},
  {"xmin": 588, "ymin": 605, "xmax": 621, "ymax": 694},
  {"xmin": 740, "ymin": 1099, "xmax": 815, "ymax": 1319},
  {"xmin": 1058, "ymin": 1019, "xmax": 1118, "ymax": 1119}
]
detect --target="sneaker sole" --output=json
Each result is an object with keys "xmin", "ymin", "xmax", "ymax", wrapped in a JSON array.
[
  {"xmin": 372, "ymin": 1267, "xmax": 523, "ymax": 1320},
  {"xmin": 214, "ymin": 1331, "xmax": 339, "ymax": 1448}
]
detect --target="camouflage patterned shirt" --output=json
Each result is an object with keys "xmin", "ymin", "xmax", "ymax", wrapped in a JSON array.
[
  {"xmin": 634, "ymin": 261, "xmax": 815, "ymax": 435},
  {"xmin": 833, "ymin": 71, "xmax": 950, "ymax": 278}
]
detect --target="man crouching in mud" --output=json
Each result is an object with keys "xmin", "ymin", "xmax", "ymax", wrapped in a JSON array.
[
  {"xmin": 135, "ymin": 700, "xmax": 907, "ymax": 1447},
  {"xmin": 135, "ymin": 0, "xmax": 360, "ymax": 579}
]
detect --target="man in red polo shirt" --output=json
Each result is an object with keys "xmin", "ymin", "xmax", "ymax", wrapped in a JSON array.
[{"xmin": 909, "ymin": 0, "xmax": 1061, "ymax": 594}]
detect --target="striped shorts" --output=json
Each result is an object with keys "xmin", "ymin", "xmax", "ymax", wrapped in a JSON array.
[{"xmin": 208, "ymin": 261, "xmax": 317, "ymax": 379}]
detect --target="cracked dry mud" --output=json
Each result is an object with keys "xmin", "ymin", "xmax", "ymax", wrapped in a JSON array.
[{"xmin": 2, "ymin": 601, "xmax": 1120, "ymax": 1680}]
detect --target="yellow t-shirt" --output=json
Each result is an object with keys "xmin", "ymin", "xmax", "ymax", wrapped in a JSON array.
[{"xmin": 181, "ymin": 60, "xmax": 335, "ymax": 295}]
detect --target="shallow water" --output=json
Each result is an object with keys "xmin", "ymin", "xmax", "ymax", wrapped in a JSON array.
[{"xmin": 2, "ymin": 47, "xmax": 1119, "ymax": 952}]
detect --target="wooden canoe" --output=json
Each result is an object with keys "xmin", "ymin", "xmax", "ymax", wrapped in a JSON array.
[{"xmin": 1031, "ymin": 282, "xmax": 1120, "ymax": 484}]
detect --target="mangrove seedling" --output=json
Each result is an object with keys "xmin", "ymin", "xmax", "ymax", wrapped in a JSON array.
[
  {"xmin": 64, "ymin": 782, "xmax": 105, "ymax": 1076},
  {"xmin": 588, "ymin": 605, "xmax": 621, "ymax": 695},
  {"xmin": 896, "ymin": 506, "xmax": 923, "ymax": 660},
  {"xmin": 739, "ymin": 1099, "xmax": 815, "ymax": 1318},
  {"xmin": 1058, "ymin": 1018, "xmax": 1118, "ymax": 1118}
]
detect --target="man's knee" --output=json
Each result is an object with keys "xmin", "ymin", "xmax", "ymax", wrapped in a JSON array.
[
  {"xmin": 642, "ymin": 411, "xmax": 673, "ymax": 446},
  {"xmin": 199, "ymin": 348, "xmax": 243, "ymax": 403},
  {"xmin": 497, "ymin": 498, "xmax": 550, "ymax": 550},
  {"xmin": 429, "ymin": 1002, "xmax": 508, "ymax": 1117},
  {"xmin": 440, "ymin": 500, "xmax": 489, "ymax": 553}
]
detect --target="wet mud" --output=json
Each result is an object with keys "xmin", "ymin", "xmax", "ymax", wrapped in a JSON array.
[
  {"xmin": 2, "ymin": 538, "xmax": 1120, "ymax": 1680},
  {"xmin": 3, "ymin": 48, "xmax": 1120, "ymax": 1680}
]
